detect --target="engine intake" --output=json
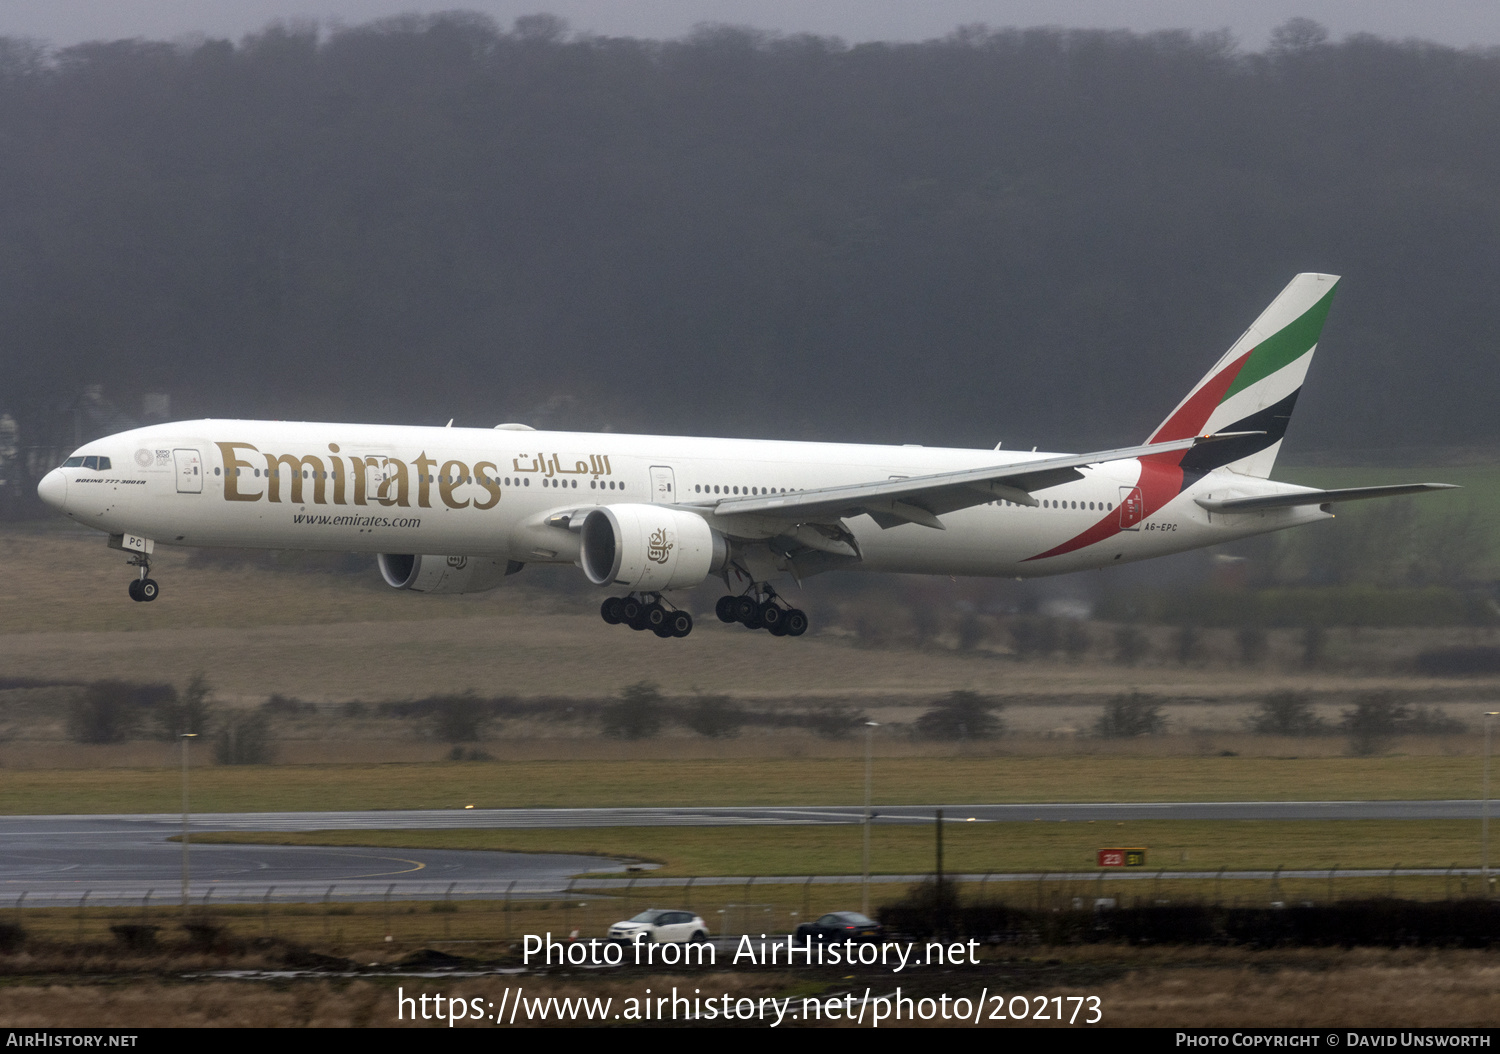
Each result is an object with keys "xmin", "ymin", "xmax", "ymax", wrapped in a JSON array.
[
  {"xmin": 579, "ymin": 504, "xmax": 726, "ymax": 590},
  {"xmin": 378, "ymin": 553, "xmax": 518, "ymax": 594}
]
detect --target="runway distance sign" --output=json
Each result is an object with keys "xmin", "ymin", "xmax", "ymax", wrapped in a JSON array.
[{"xmin": 1097, "ymin": 848, "xmax": 1147, "ymax": 867}]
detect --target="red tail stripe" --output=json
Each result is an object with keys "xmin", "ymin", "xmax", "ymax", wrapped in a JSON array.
[
  {"xmin": 1027, "ymin": 348, "xmax": 1251, "ymax": 562},
  {"xmin": 1024, "ymin": 459, "xmax": 1184, "ymax": 562},
  {"xmin": 1025, "ymin": 508, "xmax": 1122, "ymax": 561},
  {"xmin": 1147, "ymin": 349, "xmax": 1251, "ymax": 443}
]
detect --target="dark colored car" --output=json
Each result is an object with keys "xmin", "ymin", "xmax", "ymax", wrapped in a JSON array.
[{"xmin": 794, "ymin": 911, "xmax": 884, "ymax": 942}]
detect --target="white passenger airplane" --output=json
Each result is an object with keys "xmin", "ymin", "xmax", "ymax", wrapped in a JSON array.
[{"xmin": 37, "ymin": 273, "xmax": 1453, "ymax": 638}]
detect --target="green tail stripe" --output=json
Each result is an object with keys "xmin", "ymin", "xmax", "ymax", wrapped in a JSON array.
[{"xmin": 1221, "ymin": 285, "xmax": 1338, "ymax": 402}]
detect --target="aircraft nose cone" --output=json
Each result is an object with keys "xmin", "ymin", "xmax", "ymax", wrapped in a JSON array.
[{"xmin": 37, "ymin": 469, "xmax": 67, "ymax": 510}]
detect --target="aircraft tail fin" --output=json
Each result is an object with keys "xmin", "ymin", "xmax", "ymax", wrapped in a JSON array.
[{"xmin": 1147, "ymin": 273, "xmax": 1338, "ymax": 479}]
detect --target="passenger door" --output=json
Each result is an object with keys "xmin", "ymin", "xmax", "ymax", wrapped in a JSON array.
[
  {"xmin": 174, "ymin": 448, "xmax": 203, "ymax": 494},
  {"xmin": 649, "ymin": 465, "xmax": 676, "ymax": 504}
]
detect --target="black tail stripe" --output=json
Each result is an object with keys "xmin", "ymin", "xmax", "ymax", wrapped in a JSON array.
[{"xmin": 1176, "ymin": 388, "xmax": 1302, "ymax": 484}]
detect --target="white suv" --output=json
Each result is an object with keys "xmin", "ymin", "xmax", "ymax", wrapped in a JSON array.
[{"xmin": 608, "ymin": 909, "xmax": 709, "ymax": 943}]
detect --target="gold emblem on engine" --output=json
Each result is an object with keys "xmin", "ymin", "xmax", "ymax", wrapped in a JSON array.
[{"xmin": 646, "ymin": 527, "xmax": 673, "ymax": 564}]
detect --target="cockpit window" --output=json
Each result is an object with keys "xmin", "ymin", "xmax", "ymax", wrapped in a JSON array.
[{"xmin": 63, "ymin": 456, "xmax": 111, "ymax": 470}]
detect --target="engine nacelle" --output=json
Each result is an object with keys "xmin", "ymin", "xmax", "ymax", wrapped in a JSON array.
[
  {"xmin": 378, "ymin": 553, "xmax": 517, "ymax": 594},
  {"xmin": 579, "ymin": 504, "xmax": 726, "ymax": 591}
]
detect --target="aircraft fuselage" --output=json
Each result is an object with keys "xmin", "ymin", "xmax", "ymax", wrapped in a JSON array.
[{"xmin": 39, "ymin": 418, "xmax": 1327, "ymax": 580}]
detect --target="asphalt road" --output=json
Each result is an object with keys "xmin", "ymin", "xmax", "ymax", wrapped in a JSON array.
[{"xmin": 1, "ymin": 801, "xmax": 1489, "ymax": 905}]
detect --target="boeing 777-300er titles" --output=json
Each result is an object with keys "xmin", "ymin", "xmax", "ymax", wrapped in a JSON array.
[{"xmin": 37, "ymin": 273, "xmax": 1455, "ymax": 639}]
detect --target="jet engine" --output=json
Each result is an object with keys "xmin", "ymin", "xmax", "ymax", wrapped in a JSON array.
[
  {"xmin": 377, "ymin": 553, "xmax": 518, "ymax": 594},
  {"xmin": 579, "ymin": 504, "xmax": 727, "ymax": 590}
]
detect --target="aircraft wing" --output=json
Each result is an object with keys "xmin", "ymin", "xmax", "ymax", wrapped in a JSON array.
[
  {"xmin": 1195, "ymin": 483, "xmax": 1458, "ymax": 513},
  {"xmin": 707, "ymin": 434, "xmax": 1239, "ymax": 532}
]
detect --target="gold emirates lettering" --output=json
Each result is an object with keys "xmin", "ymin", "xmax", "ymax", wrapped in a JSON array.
[
  {"xmin": 646, "ymin": 527, "xmax": 673, "ymax": 564},
  {"xmin": 212, "ymin": 441, "xmax": 539, "ymax": 510}
]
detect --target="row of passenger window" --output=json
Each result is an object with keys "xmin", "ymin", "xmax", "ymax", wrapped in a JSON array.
[
  {"xmin": 69, "ymin": 452, "xmax": 1113, "ymax": 517},
  {"xmin": 991, "ymin": 498, "xmax": 1114, "ymax": 511},
  {"xmin": 695, "ymin": 485, "xmax": 790, "ymax": 496},
  {"xmin": 520, "ymin": 478, "xmax": 628, "ymax": 490}
]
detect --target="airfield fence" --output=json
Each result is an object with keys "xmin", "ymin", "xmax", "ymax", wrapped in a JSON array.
[{"xmin": 6, "ymin": 867, "xmax": 1500, "ymax": 953}]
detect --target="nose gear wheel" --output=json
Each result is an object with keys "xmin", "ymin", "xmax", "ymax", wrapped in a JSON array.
[{"xmin": 125, "ymin": 553, "xmax": 159, "ymax": 603}]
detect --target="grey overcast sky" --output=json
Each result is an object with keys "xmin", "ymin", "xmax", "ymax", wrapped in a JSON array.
[{"xmin": 7, "ymin": 2, "xmax": 1500, "ymax": 51}]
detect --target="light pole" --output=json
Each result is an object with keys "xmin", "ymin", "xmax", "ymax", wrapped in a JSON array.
[
  {"xmin": 862, "ymin": 721, "xmax": 879, "ymax": 916},
  {"xmin": 181, "ymin": 732, "xmax": 197, "ymax": 909},
  {"xmin": 1485, "ymin": 713, "xmax": 1499, "ymax": 895}
]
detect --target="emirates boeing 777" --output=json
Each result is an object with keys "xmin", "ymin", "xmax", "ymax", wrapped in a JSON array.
[{"xmin": 36, "ymin": 273, "xmax": 1453, "ymax": 638}]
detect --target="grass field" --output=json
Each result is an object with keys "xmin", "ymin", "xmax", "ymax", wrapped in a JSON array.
[
  {"xmin": 5, "ymin": 520, "xmax": 1500, "ymax": 706},
  {"xmin": 0, "ymin": 754, "xmax": 1490, "ymax": 814},
  {"xmin": 1281, "ymin": 463, "xmax": 1500, "ymax": 576},
  {"xmin": 5, "ymin": 474, "xmax": 1500, "ymax": 1029}
]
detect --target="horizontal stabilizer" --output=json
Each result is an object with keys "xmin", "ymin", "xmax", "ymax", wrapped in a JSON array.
[{"xmin": 1195, "ymin": 483, "xmax": 1458, "ymax": 513}]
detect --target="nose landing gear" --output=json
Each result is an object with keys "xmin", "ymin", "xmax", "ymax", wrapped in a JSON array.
[{"xmin": 126, "ymin": 554, "xmax": 159, "ymax": 603}]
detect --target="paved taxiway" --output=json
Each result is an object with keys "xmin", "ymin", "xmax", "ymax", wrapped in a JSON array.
[
  {"xmin": 33, "ymin": 799, "xmax": 1485, "ymax": 830},
  {"xmin": 1, "ymin": 801, "xmax": 1486, "ymax": 905},
  {"xmin": 0, "ymin": 814, "xmax": 624, "ymax": 906}
]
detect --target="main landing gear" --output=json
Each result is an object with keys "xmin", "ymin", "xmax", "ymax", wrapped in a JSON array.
[
  {"xmin": 715, "ymin": 588, "xmax": 808, "ymax": 637},
  {"xmin": 599, "ymin": 593, "xmax": 694, "ymax": 638},
  {"xmin": 126, "ymin": 553, "xmax": 159, "ymax": 603}
]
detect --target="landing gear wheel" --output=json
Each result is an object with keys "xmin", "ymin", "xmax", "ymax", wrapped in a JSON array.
[
  {"xmin": 622, "ymin": 597, "xmax": 646, "ymax": 629},
  {"xmin": 715, "ymin": 596, "xmax": 738, "ymax": 623},
  {"xmin": 643, "ymin": 602, "xmax": 668, "ymax": 633},
  {"xmin": 759, "ymin": 602, "xmax": 783, "ymax": 630},
  {"xmin": 784, "ymin": 609, "xmax": 808, "ymax": 636},
  {"xmin": 601, "ymin": 597, "xmax": 625, "ymax": 625},
  {"xmin": 733, "ymin": 595, "xmax": 760, "ymax": 626},
  {"xmin": 128, "ymin": 579, "xmax": 144, "ymax": 602},
  {"xmin": 139, "ymin": 579, "xmax": 159, "ymax": 602},
  {"xmin": 767, "ymin": 619, "xmax": 789, "ymax": 637},
  {"xmin": 668, "ymin": 611, "xmax": 693, "ymax": 638}
]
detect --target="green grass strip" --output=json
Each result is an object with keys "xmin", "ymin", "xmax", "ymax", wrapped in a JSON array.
[
  {"xmin": 192, "ymin": 820, "xmax": 1489, "ymax": 877},
  {"xmin": 0, "ymin": 755, "xmax": 1489, "ymax": 814}
]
